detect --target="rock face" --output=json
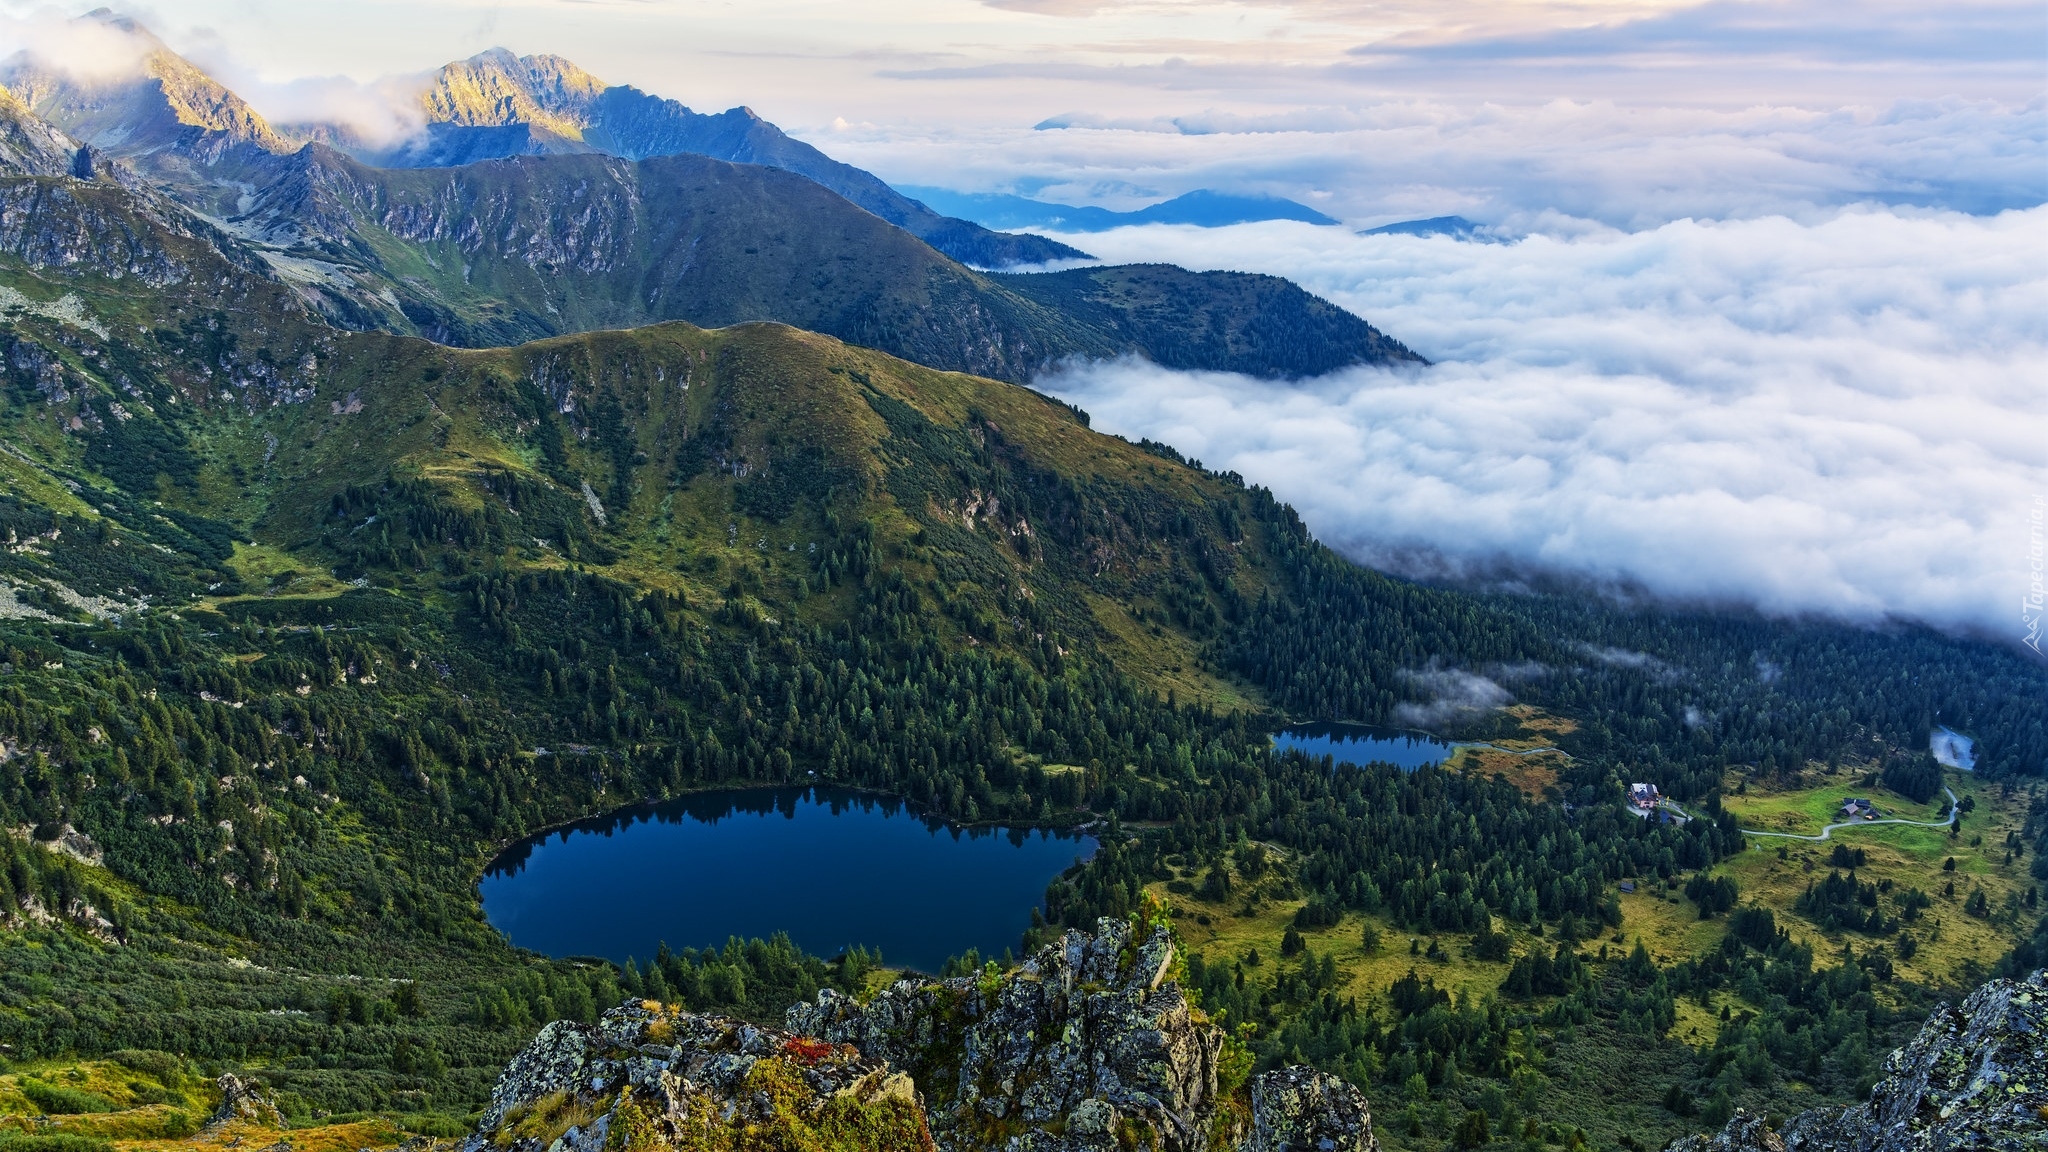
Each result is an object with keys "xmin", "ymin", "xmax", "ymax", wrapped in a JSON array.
[
  {"xmin": 1668, "ymin": 968, "xmax": 2047, "ymax": 1152},
  {"xmin": 467, "ymin": 921, "xmax": 1379, "ymax": 1152},
  {"xmin": 0, "ymin": 88, "xmax": 84, "ymax": 180},
  {"xmin": 787, "ymin": 917, "xmax": 1222, "ymax": 1151},
  {"xmin": 463, "ymin": 1000, "xmax": 934, "ymax": 1152},
  {"xmin": 1244, "ymin": 1067, "xmax": 1381, "ymax": 1152},
  {"xmin": 209, "ymin": 1072, "xmax": 285, "ymax": 1128},
  {"xmin": 0, "ymin": 179, "xmax": 195, "ymax": 286},
  {"xmin": 786, "ymin": 917, "xmax": 1378, "ymax": 1152}
]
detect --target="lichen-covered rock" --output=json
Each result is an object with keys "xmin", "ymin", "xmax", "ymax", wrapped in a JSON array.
[
  {"xmin": 463, "ymin": 999, "xmax": 934, "ymax": 1152},
  {"xmin": 785, "ymin": 917, "xmax": 1228, "ymax": 1152},
  {"xmin": 209, "ymin": 1072, "xmax": 285, "ymax": 1128},
  {"xmin": 1668, "ymin": 968, "xmax": 2047, "ymax": 1152},
  {"xmin": 1243, "ymin": 1067, "xmax": 1379, "ymax": 1152}
]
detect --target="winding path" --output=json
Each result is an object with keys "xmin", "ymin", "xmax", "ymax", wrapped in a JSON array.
[{"xmin": 1704, "ymin": 787, "xmax": 1960, "ymax": 843}]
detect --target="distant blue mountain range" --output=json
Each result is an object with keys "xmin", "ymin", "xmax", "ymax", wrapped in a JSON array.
[
  {"xmin": 897, "ymin": 187, "xmax": 1339, "ymax": 233},
  {"xmin": 1360, "ymin": 216, "xmax": 1483, "ymax": 239}
]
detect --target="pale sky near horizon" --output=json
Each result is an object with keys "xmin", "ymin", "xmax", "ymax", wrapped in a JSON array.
[
  {"xmin": 1, "ymin": 0, "xmax": 2035, "ymax": 222},
  {"xmin": 83, "ymin": 1, "xmax": 2048, "ymax": 114}
]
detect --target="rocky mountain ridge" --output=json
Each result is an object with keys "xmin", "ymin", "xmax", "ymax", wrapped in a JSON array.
[
  {"xmin": 465, "ymin": 920, "xmax": 1379, "ymax": 1152},
  {"xmin": 1, "ymin": 14, "xmax": 1076, "ymax": 269},
  {"xmin": 0, "ymin": 9, "xmax": 290, "ymax": 175},
  {"xmin": 0, "ymin": 14, "xmax": 1413, "ymax": 381},
  {"xmin": 329, "ymin": 46, "xmax": 1085, "ymax": 269},
  {"xmin": 0, "ymin": 129, "xmax": 1412, "ymax": 381},
  {"xmin": 0, "ymin": 84, "xmax": 88, "ymax": 178}
]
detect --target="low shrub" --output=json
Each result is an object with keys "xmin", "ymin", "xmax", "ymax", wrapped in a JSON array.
[
  {"xmin": 0, "ymin": 1135, "xmax": 115, "ymax": 1152},
  {"xmin": 399, "ymin": 1113, "xmax": 471, "ymax": 1138},
  {"xmin": 108, "ymin": 1051, "xmax": 186, "ymax": 1088},
  {"xmin": 18, "ymin": 1081, "xmax": 116, "ymax": 1116}
]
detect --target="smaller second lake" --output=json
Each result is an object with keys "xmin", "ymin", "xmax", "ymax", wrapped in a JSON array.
[{"xmin": 1272, "ymin": 723, "xmax": 1457, "ymax": 771}]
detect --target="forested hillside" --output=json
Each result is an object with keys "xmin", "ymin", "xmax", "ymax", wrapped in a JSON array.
[
  {"xmin": 197, "ymin": 145, "xmax": 1411, "ymax": 380},
  {"xmin": 0, "ymin": 137, "xmax": 2041, "ymax": 1152}
]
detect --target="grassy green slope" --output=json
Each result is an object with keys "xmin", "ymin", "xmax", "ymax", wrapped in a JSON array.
[{"xmin": 0, "ymin": 171, "xmax": 1344, "ymax": 715}]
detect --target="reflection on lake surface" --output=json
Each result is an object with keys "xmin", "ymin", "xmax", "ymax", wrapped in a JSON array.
[
  {"xmin": 1272, "ymin": 723, "xmax": 1456, "ymax": 771},
  {"xmin": 481, "ymin": 787, "xmax": 1095, "ymax": 974}
]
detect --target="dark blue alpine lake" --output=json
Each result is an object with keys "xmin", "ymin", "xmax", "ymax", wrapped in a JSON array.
[
  {"xmin": 480, "ymin": 787, "xmax": 1096, "ymax": 974},
  {"xmin": 1272, "ymin": 723, "xmax": 1455, "ymax": 771}
]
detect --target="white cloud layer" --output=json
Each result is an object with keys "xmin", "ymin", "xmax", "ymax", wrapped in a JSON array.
[
  {"xmin": 0, "ymin": 8, "xmax": 152, "ymax": 82},
  {"xmin": 825, "ymin": 94, "xmax": 2046, "ymax": 227},
  {"xmin": 191, "ymin": 62, "xmax": 429, "ymax": 149},
  {"xmin": 1393, "ymin": 667, "xmax": 1515, "ymax": 729},
  {"xmin": 1035, "ymin": 207, "xmax": 2048, "ymax": 639}
]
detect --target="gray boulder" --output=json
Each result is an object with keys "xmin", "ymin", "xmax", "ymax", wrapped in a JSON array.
[
  {"xmin": 1245, "ymin": 1066, "xmax": 1380, "ymax": 1152},
  {"xmin": 208, "ymin": 1072, "xmax": 285, "ymax": 1128},
  {"xmin": 1669, "ymin": 968, "xmax": 2047, "ymax": 1152}
]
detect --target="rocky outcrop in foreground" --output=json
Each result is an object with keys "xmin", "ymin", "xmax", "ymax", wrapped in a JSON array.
[
  {"xmin": 786, "ymin": 916, "xmax": 1231, "ymax": 1150},
  {"xmin": 1243, "ymin": 1066, "xmax": 1380, "ymax": 1152},
  {"xmin": 463, "ymin": 1004, "xmax": 933, "ymax": 1152},
  {"xmin": 466, "ymin": 919, "xmax": 1377, "ymax": 1152},
  {"xmin": 1669, "ymin": 968, "xmax": 2046, "ymax": 1152}
]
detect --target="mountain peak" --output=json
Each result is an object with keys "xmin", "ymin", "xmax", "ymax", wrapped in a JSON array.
[
  {"xmin": 424, "ymin": 47, "xmax": 607, "ymax": 138},
  {"xmin": 21, "ymin": 27, "xmax": 1084, "ymax": 269},
  {"xmin": 0, "ymin": 10, "xmax": 291, "ymax": 158},
  {"xmin": 81, "ymin": 7, "xmax": 142, "ymax": 34}
]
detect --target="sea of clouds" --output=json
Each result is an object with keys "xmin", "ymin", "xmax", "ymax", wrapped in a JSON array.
[
  {"xmin": 826, "ymin": 95, "xmax": 2048, "ymax": 229},
  {"xmin": 814, "ymin": 8, "xmax": 2048, "ymax": 647},
  {"xmin": 1032, "ymin": 207, "xmax": 2047, "ymax": 641}
]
